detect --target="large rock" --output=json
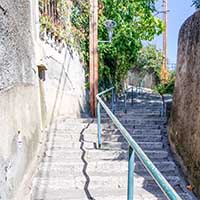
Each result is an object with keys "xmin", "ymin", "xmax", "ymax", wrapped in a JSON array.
[{"xmin": 169, "ymin": 10, "xmax": 200, "ymax": 197}]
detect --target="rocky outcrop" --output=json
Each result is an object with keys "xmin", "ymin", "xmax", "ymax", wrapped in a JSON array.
[{"xmin": 169, "ymin": 10, "xmax": 200, "ymax": 197}]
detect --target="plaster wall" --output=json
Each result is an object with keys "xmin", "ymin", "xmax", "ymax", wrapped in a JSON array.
[
  {"xmin": 0, "ymin": 0, "xmax": 87, "ymax": 199},
  {"xmin": 0, "ymin": 0, "xmax": 42, "ymax": 199},
  {"xmin": 40, "ymin": 42, "xmax": 87, "ymax": 124}
]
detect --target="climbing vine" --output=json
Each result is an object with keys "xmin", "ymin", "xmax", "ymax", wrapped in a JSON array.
[
  {"xmin": 39, "ymin": 0, "xmax": 70, "ymax": 41},
  {"xmin": 70, "ymin": 0, "xmax": 90, "ymax": 65}
]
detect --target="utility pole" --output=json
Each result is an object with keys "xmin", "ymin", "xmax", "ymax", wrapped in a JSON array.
[
  {"xmin": 161, "ymin": 0, "xmax": 169, "ymax": 84},
  {"xmin": 89, "ymin": 0, "xmax": 98, "ymax": 117}
]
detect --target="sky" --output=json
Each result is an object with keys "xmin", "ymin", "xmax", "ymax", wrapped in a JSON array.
[{"xmin": 152, "ymin": 0, "xmax": 195, "ymax": 64}]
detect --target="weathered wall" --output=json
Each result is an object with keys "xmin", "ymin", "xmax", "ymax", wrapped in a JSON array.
[
  {"xmin": 128, "ymin": 69, "xmax": 157, "ymax": 89},
  {"xmin": 169, "ymin": 10, "xmax": 200, "ymax": 197},
  {"xmin": 0, "ymin": 0, "xmax": 42, "ymax": 199},
  {"xmin": 0, "ymin": 1, "xmax": 36, "ymax": 89},
  {"xmin": 0, "ymin": 0, "xmax": 87, "ymax": 198},
  {"xmin": 40, "ymin": 42, "xmax": 87, "ymax": 124}
]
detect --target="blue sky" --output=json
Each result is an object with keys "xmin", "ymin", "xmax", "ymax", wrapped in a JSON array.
[{"xmin": 152, "ymin": 0, "xmax": 195, "ymax": 64}]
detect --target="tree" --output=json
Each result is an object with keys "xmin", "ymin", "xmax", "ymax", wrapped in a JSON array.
[
  {"xmin": 98, "ymin": 0, "xmax": 163, "ymax": 91},
  {"xmin": 70, "ymin": 0, "xmax": 164, "ymax": 91},
  {"xmin": 192, "ymin": 0, "xmax": 200, "ymax": 9},
  {"xmin": 131, "ymin": 44, "xmax": 163, "ymax": 82}
]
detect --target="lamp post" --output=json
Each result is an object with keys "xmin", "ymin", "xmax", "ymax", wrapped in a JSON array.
[
  {"xmin": 89, "ymin": 0, "xmax": 116, "ymax": 117},
  {"xmin": 89, "ymin": 0, "xmax": 98, "ymax": 117}
]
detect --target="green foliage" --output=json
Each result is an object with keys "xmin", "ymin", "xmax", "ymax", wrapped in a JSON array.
[
  {"xmin": 192, "ymin": 0, "xmax": 200, "ymax": 9},
  {"xmin": 39, "ymin": 0, "xmax": 164, "ymax": 91},
  {"xmin": 155, "ymin": 71, "xmax": 176, "ymax": 95},
  {"xmin": 62, "ymin": 0, "xmax": 164, "ymax": 91},
  {"xmin": 39, "ymin": 0, "xmax": 70, "ymax": 41},
  {"xmin": 71, "ymin": 0, "xmax": 90, "ymax": 65},
  {"xmin": 98, "ymin": 0, "xmax": 164, "ymax": 90},
  {"xmin": 132, "ymin": 44, "xmax": 163, "ymax": 82},
  {"xmin": 70, "ymin": 0, "xmax": 163, "ymax": 91}
]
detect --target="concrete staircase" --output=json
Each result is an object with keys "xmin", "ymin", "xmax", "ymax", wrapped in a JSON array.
[{"xmin": 31, "ymin": 92, "xmax": 197, "ymax": 200}]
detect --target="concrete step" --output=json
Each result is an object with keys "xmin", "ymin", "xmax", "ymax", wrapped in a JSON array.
[
  {"xmin": 114, "ymin": 115, "xmax": 166, "ymax": 122},
  {"xmin": 120, "ymin": 118, "xmax": 165, "ymax": 123},
  {"xmin": 103, "ymin": 128, "xmax": 161, "ymax": 135},
  {"xmin": 43, "ymin": 149, "xmax": 169, "ymax": 161},
  {"xmin": 45, "ymin": 140, "xmax": 163, "ymax": 151},
  {"xmin": 102, "ymin": 111, "xmax": 161, "ymax": 117},
  {"xmin": 32, "ymin": 188, "xmax": 127, "ymax": 200},
  {"xmin": 36, "ymin": 161, "xmax": 176, "ymax": 178},
  {"xmin": 102, "ymin": 134, "xmax": 162, "ymax": 142},
  {"xmin": 101, "ymin": 141, "xmax": 163, "ymax": 150},
  {"xmin": 122, "ymin": 124, "xmax": 162, "ymax": 129},
  {"xmin": 49, "ymin": 123, "xmax": 98, "ymax": 133},
  {"xmin": 32, "ymin": 175, "xmax": 181, "ymax": 191},
  {"xmin": 53, "ymin": 126, "xmax": 162, "ymax": 135},
  {"xmin": 102, "ymin": 118, "xmax": 165, "ymax": 125},
  {"xmin": 49, "ymin": 133, "xmax": 162, "ymax": 143}
]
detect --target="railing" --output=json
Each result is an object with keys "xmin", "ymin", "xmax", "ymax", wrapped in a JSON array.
[
  {"xmin": 123, "ymin": 85, "xmax": 166, "ymax": 117},
  {"xmin": 96, "ymin": 87, "xmax": 182, "ymax": 200},
  {"xmin": 123, "ymin": 84, "xmax": 145, "ymax": 113},
  {"xmin": 123, "ymin": 86, "xmax": 135, "ymax": 113}
]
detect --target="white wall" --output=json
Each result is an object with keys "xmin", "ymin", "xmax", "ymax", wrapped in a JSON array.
[{"xmin": 0, "ymin": 0, "xmax": 87, "ymax": 199}]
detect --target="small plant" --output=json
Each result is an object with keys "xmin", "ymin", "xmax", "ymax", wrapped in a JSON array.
[
  {"xmin": 192, "ymin": 0, "xmax": 200, "ymax": 9},
  {"xmin": 40, "ymin": 14, "xmax": 53, "ymax": 32}
]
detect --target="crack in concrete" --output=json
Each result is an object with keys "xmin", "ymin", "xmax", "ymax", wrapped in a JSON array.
[
  {"xmin": 79, "ymin": 119, "xmax": 96, "ymax": 200},
  {"xmin": 0, "ymin": 5, "xmax": 7, "ymax": 15}
]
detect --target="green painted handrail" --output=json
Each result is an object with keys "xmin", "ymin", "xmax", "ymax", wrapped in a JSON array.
[{"xmin": 96, "ymin": 87, "xmax": 182, "ymax": 200}]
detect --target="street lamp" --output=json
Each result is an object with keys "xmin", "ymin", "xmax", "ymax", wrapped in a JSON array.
[
  {"xmin": 99, "ymin": 20, "xmax": 117, "ymax": 43},
  {"xmin": 105, "ymin": 20, "xmax": 117, "ymax": 42}
]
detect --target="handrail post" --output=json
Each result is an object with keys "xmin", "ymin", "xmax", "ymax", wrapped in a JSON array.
[
  {"xmin": 124, "ymin": 91, "xmax": 127, "ymax": 113},
  {"xmin": 112, "ymin": 88, "xmax": 114, "ymax": 113},
  {"xmin": 131, "ymin": 87, "xmax": 134, "ymax": 106},
  {"xmin": 97, "ymin": 100, "xmax": 102, "ymax": 148},
  {"xmin": 128, "ymin": 146, "xmax": 135, "ymax": 200},
  {"xmin": 160, "ymin": 95, "xmax": 164, "ymax": 117}
]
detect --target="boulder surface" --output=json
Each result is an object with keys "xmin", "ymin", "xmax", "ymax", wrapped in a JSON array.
[{"xmin": 169, "ymin": 10, "xmax": 200, "ymax": 197}]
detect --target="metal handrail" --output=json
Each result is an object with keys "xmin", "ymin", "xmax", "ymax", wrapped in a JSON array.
[
  {"xmin": 96, "ymin": 87, "xmax": 182, "ymax": 200},
  {"xmin": 123, "ymin": 86, "xmax": 135, "ymax": 113}
]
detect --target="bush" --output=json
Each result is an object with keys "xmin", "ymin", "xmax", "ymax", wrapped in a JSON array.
[{"xmin": 155, "ymin": 71, "xmax": 175, "ymax": 95}]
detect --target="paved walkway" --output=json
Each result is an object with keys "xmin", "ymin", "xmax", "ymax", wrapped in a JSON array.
[{"xmin": 30, "ymin": 92, "xmax": 197, "ymax": 199}]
